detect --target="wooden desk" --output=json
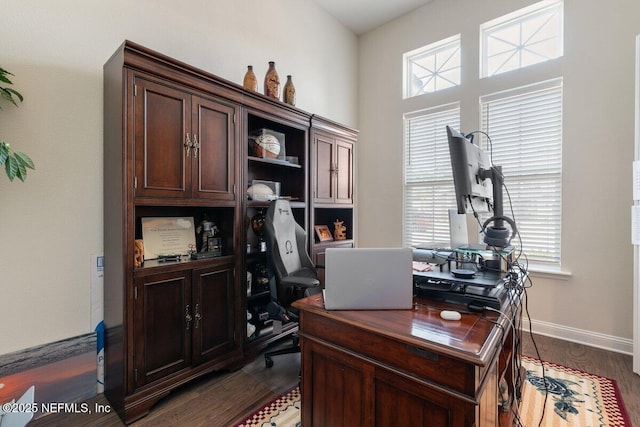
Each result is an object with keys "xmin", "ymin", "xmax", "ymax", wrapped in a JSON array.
[{"xmin": 293, "ymin": 293, "xmax": 521, "ymax": 427}]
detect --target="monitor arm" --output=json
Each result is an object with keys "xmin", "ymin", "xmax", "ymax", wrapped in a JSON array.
[
  {"xmin": 478, "ymin": 166, "xmax": 504, "ymax": 228},
  {"xmin": 478, "ymin": 165, "xmax": 516, "ymax": 247}
]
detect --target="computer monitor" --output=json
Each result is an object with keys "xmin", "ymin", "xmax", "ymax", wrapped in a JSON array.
[
  {"xmin": 446, "ymin": 125, "xmax": 493, "ymax": 214},
  {"xmin": 446, "ymin": 125, "xmax": 513, "ymax": 248}
]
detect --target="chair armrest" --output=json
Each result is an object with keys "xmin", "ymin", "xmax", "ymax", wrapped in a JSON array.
[{"xmin": 281, "ymin": 275, "xmax": 320, "ymax": 288}]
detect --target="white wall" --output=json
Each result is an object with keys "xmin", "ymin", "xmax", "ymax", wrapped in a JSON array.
[
  {"xmin": 358, "ymin": 0, "xmax": 640, "ymax": 349},
  {"xmin": 0, "ymin": 0, "xmax": 358, "ymax": 355}
]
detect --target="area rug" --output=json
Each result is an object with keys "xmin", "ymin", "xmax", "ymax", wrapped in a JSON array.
[
  {"xmin": 518, "ymin": 355, "xmax": 631, "ymax": 426},
  {"xmin": 234, "ymin": 386, "xmax": 300, "ymax": 427},
  {"xmin": 234, "ymin": 356, "xmax": 631, "ymax": 427}
]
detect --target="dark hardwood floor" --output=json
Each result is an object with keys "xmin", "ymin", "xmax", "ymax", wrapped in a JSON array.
[{"xmin": 30, "ymin": 334, "xmax": 639, "ymax": 426}]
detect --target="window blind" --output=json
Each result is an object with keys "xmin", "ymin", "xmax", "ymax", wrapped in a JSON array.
[
  {"xmin": 404, "ymin": 105, "xmax": 459, "ymax": 247},
  {"xmin": 480, "ymin": 78, "xmax": 563, "ymax": 265}
]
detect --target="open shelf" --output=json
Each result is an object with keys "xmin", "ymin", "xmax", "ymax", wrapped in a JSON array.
[{"xmin": 248, "ymin": 156, "xmax": 302, "ymax": 168}]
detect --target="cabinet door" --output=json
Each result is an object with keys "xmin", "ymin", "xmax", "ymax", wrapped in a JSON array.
[
  {"xmin": 312, "ymin": 134, "xmax": 335, "ymax": 203},
  {"xmin": 192, "ymin": 263, "xmax": 237, "ymax": 365},
  {"xmin": 302, "ymin": 339, "xmax": 473, "ymax": 427},
  {"xmin": 302, "ymin": 340, "xmax": 368, "ymax": 427},
  {"xmin": 334, "ymin": 140, "xmax": 353, "ymax": 204},
  {"xmin": 374, "ymin": 371, "xmax": 471, "ymax": 427},
  {"xmin": 133, "ymin": 271, "xmax": 192, "ymax": 388},
  {"xmin": 192, "ymin": 96, "xmax": 238, "ymax": 200},
  {"xmin": 133, "ymin": 77, "xmax": 191, "ymax": 198}
]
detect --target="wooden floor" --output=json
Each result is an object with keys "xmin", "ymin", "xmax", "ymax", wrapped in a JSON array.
[{"xmin": 31, "ymin": 333, "xmax": 639, "ymax": 427}]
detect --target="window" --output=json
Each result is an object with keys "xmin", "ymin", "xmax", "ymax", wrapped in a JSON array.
[
  {"xmin": 402, "ymin": 2, "xmax": 564, "ymax": 268},
  {"xmin": 481, "ymin": 0, "xmax": 563, "ymax": 77},
  {"xmin": 403, "ymin": 104, "xmax": 459, "ymax": 246},
  {"xmin": 480, "ymin": 79, "xmax": 563, "ymax": 265},
  {"xmin": 403, "ymin": 35, "xmax": 461, "ymax": 98}
]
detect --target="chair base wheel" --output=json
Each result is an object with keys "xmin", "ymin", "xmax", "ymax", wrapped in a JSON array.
[{"xmin": 265, "ymin": 356, "xmax": 274, "ymax": 368}]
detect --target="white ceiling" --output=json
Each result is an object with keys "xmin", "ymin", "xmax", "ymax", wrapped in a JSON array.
[{"xmin": 313, "ymin": 0, "xmax": 433, "ymax": 35}]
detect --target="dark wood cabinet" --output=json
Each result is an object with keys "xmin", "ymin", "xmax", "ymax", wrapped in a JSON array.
[
  {"xmin": 310, "ymin": 116, "xmax": 357, "ymax": 280},
  {"xmin": 132, "ymin": 262, "xmax": 236, "ymax": 388},
  {"xmin": 104, "ymin": 42, "xmax": 244, "ymax": 424},
  {"xmin": 104, "ymin": 41, "xmax": 357, "ymax": 424},
  {"xmin": 133, "ymin": 76, "xmax": 238, "ymax": 201},
  {"xmin": 311, "ymin": 120, "xmax": 354, "ymax": 205},
  {"xmin": 133, "ymin": 78, "xmax": 188, "ymax": 199},
  {"xmin": 132, "ymin": 270, "xmax": 192, "ymax": 388},
  {"xmin": 191, "ymin": 263, "xmax": 237, "ymax": 365},
  {"xmin": 191, "ymin": 95, "xmax": 238, "ymax": 200}
]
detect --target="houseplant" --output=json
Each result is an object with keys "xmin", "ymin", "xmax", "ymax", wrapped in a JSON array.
[{"xmin": 1, "ymin": 67, "xmax": 34, "ymax": 182}]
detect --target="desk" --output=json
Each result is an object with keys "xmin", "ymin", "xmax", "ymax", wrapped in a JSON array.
[{"xmin": 292, "ymin": 293, "xmax": 521, "ymax": 427}]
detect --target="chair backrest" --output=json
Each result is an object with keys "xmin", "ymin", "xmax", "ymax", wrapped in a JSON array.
[{"xmin": 264, "ymin": 199, "xmax": 314, "ymax": 281}]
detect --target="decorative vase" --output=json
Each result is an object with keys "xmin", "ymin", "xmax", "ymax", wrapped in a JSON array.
[
  {"xmin": 243, "ymin": 65, "xmax": 258, "ymax": 91},
  {"xmin": 283, "ymin": 75, "xmax": 296, "ymax": 106},
  {"xmin": 264, "ymin": 61, "xmax": 280, "ymax": 99}
]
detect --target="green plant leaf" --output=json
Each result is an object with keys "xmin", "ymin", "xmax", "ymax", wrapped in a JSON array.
[
  {"xmin": 1, "ymin": 88, "xmax": 21, "ymax": 107},
  {"xmin": 0, "ymin": 68, "xmax": 13, "ymax": 85},
  {"xmin": 5, "ymin": 155, "xmax": 18, "ymax": 181},
  {"xmin": 4, "ymin": 88, "xmax": 23, "ymax": 103},
  {"xmin": 14, "ymin": 156, "xmax": 27, "ymax": 181},
  {"xmin": 14, "ymin": 151, "xmax": 35, "ymax": 169},
  {"xmin": 0, "ymin": 143, "xmax": 8, "ymax": 165},
  {"xmin": 1, "ymin": 68, "xmax": 32, "ymax": 182}
]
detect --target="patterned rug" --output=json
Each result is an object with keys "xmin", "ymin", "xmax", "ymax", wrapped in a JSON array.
[
  {"xmin": 235, "ymin": 386, "xmax": 300, "ymax": 427},
  {"xmin": 234, "ymin": 356, "xmax": 631, "ymax": 427},
  {"xmin": 519, "ymin": 355, "xmax": 632, "ymax": 426}
]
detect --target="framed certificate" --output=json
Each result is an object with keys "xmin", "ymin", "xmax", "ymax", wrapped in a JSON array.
[{"xmin": 141, "ymin": 217, "xmax": 196, "ymax": 260}]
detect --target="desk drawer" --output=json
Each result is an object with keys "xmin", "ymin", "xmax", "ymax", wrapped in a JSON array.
[{"xmin": 301, "ymin": 312, "xmax": 478, "ymax": 396}]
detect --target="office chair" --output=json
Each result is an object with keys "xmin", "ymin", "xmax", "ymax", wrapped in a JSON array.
[{"xmin": 262, "ymin": 199, "xmax": 321, "ymax": 368}]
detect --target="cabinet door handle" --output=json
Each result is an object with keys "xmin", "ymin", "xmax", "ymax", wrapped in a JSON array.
[
  {"xmin": 194, "ymin": 303, "xmax": 201, "ymax": 329},
  {"xmin": 185, "ymin": 133, "xmax": 192, "ymax": 157},
  {"xmin": 185, "ymin": 304, "xmax": 193, "ymax": 330},
  {"xmin": 192, "ymin": 134, "xmax": 199, "ymax": 158}
]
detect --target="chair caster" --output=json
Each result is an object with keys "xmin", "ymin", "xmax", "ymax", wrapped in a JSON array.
[
  {"xmin": 292, "ymin": 336, "xmax": 299, "ymax": 346},
  {"xmin": 265, "ymin": 356, "xmax": 274, "ymax": 369}
]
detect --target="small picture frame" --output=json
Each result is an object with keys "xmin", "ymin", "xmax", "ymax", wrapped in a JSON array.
[{"xmin": 314, "ymin": 225, "xmax": 333, "ymax": 242}]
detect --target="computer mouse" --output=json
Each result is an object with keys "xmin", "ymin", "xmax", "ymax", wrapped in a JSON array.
[{"xmin": 440, "ymin": 310, "xmax": 462, "ymax": 321}]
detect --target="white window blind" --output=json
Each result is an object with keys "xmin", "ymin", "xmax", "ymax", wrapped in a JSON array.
[
  {"xmin": 480, "ymin": 78, "xmax": 563, "ymax": 265},
  {"xmin": 404, "ymin": 105, "xmax": 459, "ymax": 246}
]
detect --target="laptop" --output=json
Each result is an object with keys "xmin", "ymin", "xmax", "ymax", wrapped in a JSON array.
[{"xmin": 323, "ymin": 248, "xmax": 414, "ymax": 310}]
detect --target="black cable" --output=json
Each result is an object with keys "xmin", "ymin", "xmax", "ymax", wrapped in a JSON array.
[{"xmin": 463, "ymin": 129, "xmax": 551, "ymax": 426}]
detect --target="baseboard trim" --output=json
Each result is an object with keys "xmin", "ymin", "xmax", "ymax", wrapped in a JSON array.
[{"xmin": 523, "ymin": 318, "xmax": 633, "ymax": 355}]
